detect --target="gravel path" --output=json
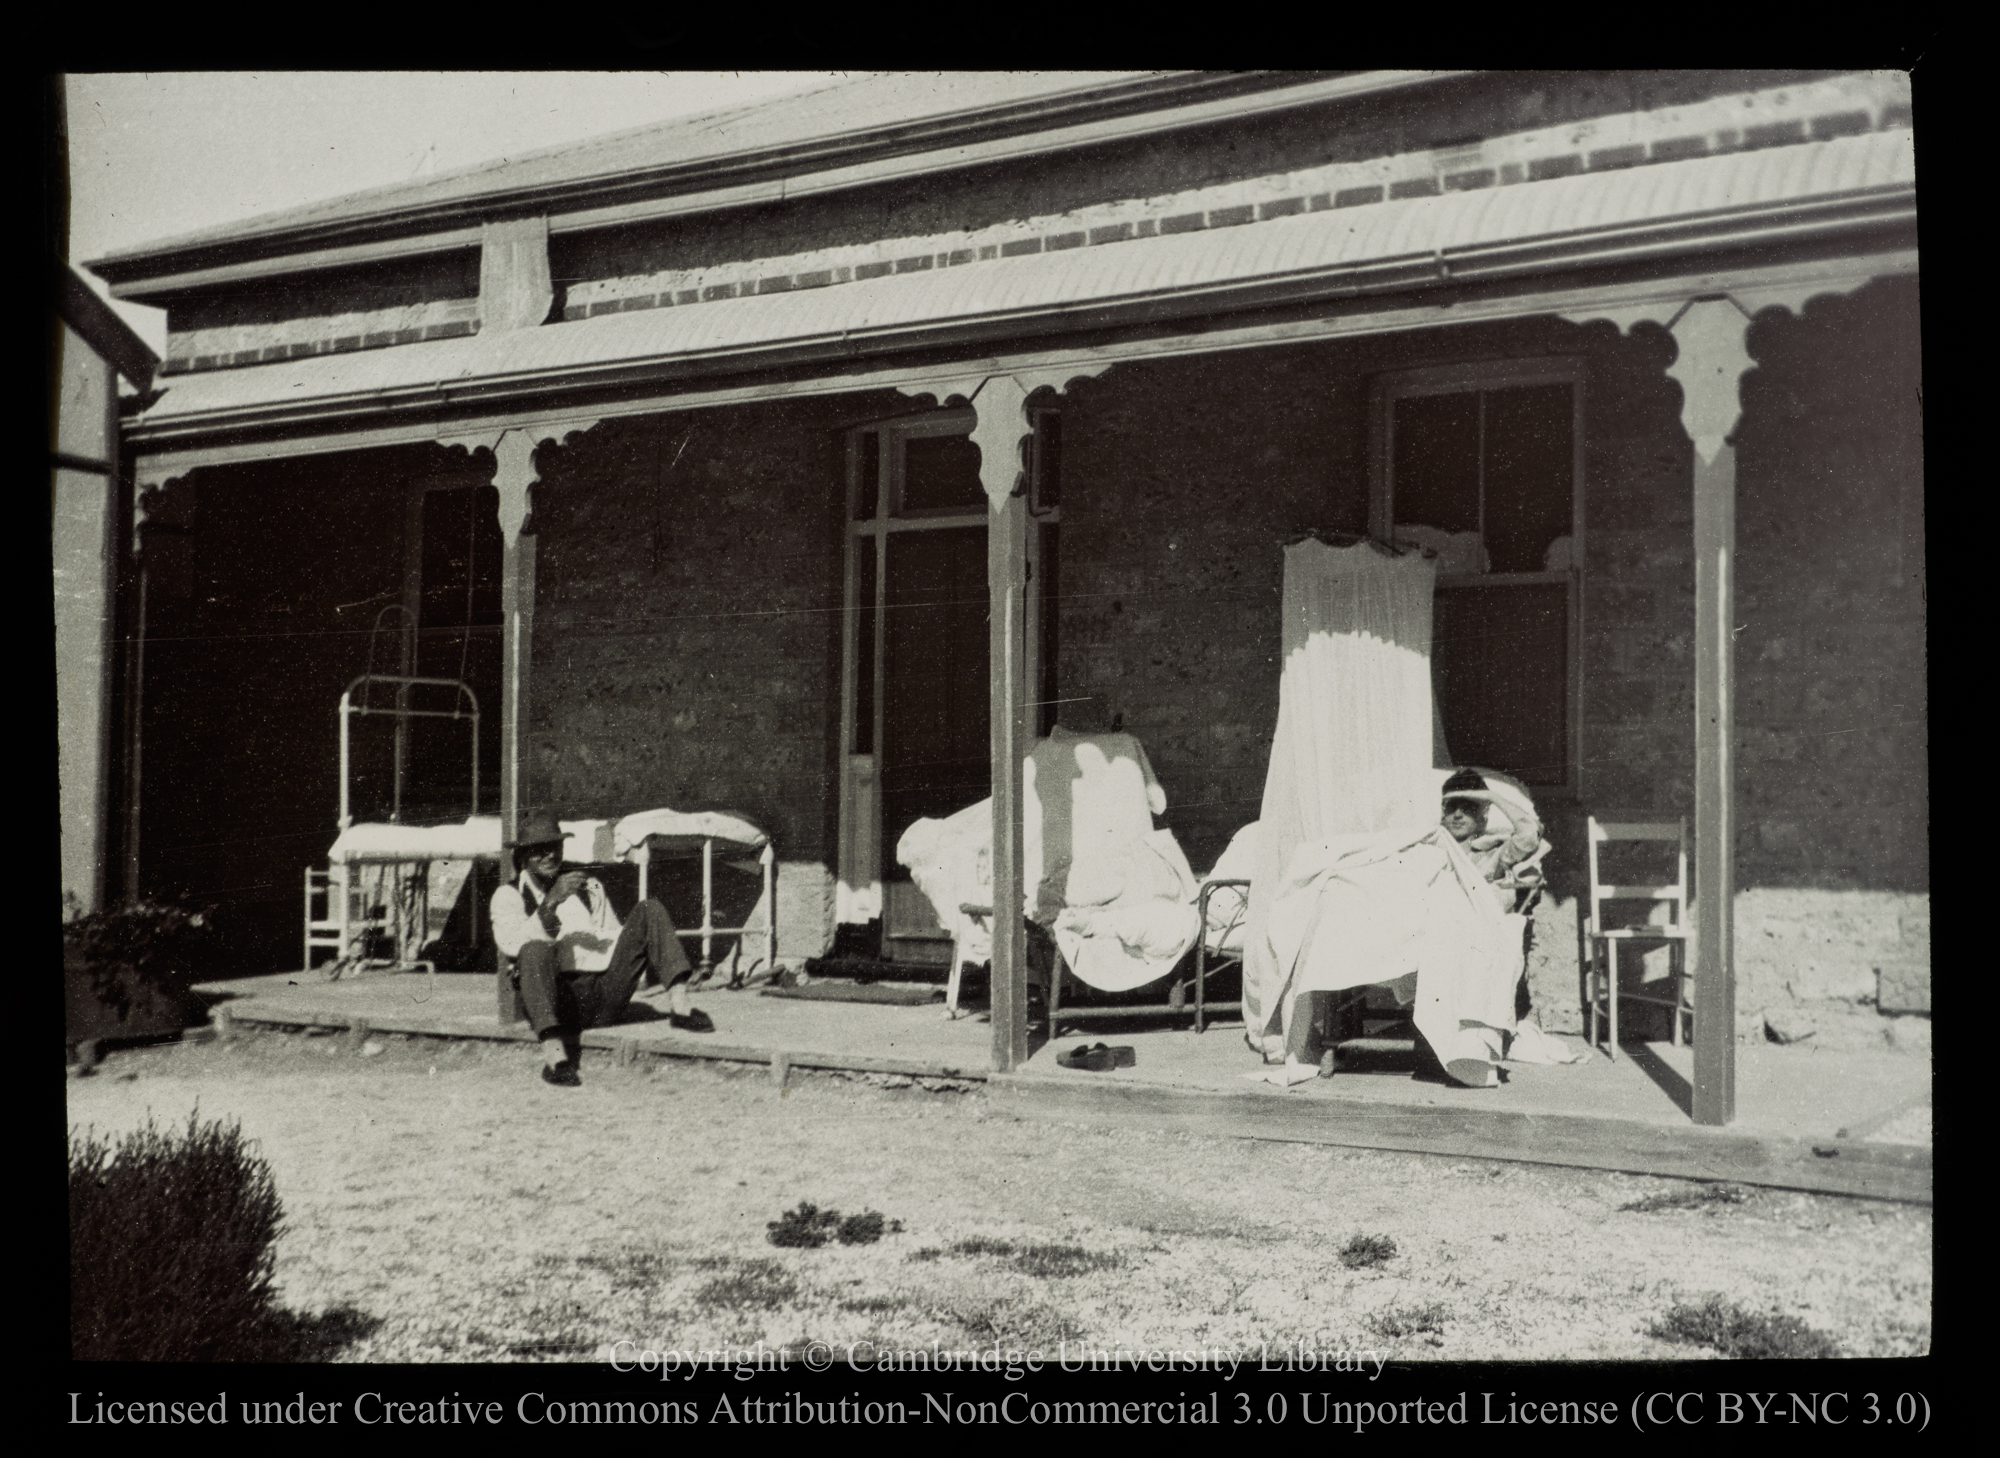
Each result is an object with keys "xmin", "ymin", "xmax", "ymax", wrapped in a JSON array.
[{"xmin": 67, "ymin": 1029, "xmax": 1931, "ymax": 1363}]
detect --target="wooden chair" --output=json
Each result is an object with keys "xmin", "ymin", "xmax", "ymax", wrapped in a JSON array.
[{"xmin": 1584, "ymin": 817, "xmax": 1691, "ymax": 1059}]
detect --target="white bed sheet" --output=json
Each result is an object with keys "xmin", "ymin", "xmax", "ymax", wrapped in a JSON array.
[
  {"xmin": 330, "ymin": 807, "xmax": 769, "ymax": 866},
  {"xmin": 897, "ymin": 729, "xmax": 1202, "ymax": 993}
]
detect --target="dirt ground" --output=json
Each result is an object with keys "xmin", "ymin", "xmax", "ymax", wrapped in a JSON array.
[{"xmin": 66, "ymin": 1028, "xmax": 1931, "ymax": 1364}]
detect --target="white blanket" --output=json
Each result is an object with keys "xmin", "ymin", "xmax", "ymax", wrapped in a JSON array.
[
  {"xmin": 1265, "ymin": 824, "xmax": 1525, "ymax": 1087},
  {"xmin": 896, "ymin": 728, "xmax": 1202, "ymax": 992},
  {"xmin": 1242, "ymin": 541, "xmax": 1443, "ymax": 1059}
]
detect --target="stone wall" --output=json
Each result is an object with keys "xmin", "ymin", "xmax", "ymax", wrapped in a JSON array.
[
  {"xmin": 525, "ymin": 396, "xmax": 908, "ymax": 960},
  {"xmin": 133, "ymin": 279, "xmax": 1925, "ymax": 1006}
]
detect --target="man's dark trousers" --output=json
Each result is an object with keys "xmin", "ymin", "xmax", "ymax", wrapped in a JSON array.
[{"xmin": 515, "ymin": 899, "xmax": 692, "ymax": 1040}]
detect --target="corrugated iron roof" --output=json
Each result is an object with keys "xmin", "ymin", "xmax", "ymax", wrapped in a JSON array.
[
  {"xmin": 89, "ymin": 72, "xmax": 1180, "ymax": 266},
  {"xmin": 130, "ymin": 129, "xmax": 1915, "ymax": 439}
]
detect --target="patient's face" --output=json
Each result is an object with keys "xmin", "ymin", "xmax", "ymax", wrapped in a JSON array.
[{"xmin": 1442, "ymin": 798, "xmax": 1486, "ymax": 842}]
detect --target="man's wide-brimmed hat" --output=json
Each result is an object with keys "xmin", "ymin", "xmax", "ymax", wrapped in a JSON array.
[{"xmin": 508, "ymin": 810, "xmax": 567, "ymax": 850}]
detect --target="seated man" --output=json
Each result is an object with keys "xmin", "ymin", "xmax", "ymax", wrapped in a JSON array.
[
  {"xmin": 1439, "ymin": 767, "xmax": 1543, "ymax": 889},
  {"xmin": 492, "ymin": 810, "xmax": 713, "ymax": 1088}
]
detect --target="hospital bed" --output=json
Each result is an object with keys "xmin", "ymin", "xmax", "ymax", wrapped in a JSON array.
[{"xmin": 302, "ymin": 675, "xmax": 776, "ymax": 981}]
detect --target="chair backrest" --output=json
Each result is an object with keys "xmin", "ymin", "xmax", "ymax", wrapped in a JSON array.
[{"xmin": 1585, "ymin": 817, "xmax": 1688, "ymax": 936}]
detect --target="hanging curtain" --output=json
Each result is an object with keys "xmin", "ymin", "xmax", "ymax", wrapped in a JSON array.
[{"xmin": 1241, "ymin": 540, "xmax": 1441, "ymax": 1059}]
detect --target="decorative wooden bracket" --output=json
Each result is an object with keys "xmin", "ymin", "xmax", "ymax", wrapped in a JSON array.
[
  {"xmin": 438, "ymin": 420, "xmax": 600, "ymax": 539},
  {"xmin": 893, "ymin": 366, "xmax": 1109, "ymax": 509},
  {"xmin": 1665, "ymin": 299, "xmax": 1756, "ymax": 466}
]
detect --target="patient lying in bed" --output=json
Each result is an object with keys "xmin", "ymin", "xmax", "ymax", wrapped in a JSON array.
[
  {"xmin": 1440, "ymin": 767, "xmax": 1545, "ymax": 902},
  {"xmin": 1253, "ymin": 767, "xmax": 1565, "ymax": 1087}
]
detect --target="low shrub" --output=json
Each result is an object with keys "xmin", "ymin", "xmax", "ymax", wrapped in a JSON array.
[
  {"xmin": 767, "ymin": 1203, "xmax": 842, "ymax": 1248},
  {"xmin": 1339, "ymin": 1233, "xmax": 1398, "ymax": 1269},
  {"xmin": 1649, "ymin": 1296, "xmax": 1840, "ymax": 1359},
  {"xmin": 65, "ymin": 899, "xmax": 214, "ymax": 1021},
  {"xmin": 766, "ymin": 1202, "xmax": 902, "ymax": 1249},
  {"xmin": 836, "ymin": 1210, "xmax": 900, "ymax": 1246},
  {"xmin": 70, "ymin": 1112, "xmax": 285, "ymax": 1361},
  {"xmin": 1371, "ymin": 1301, "xmax": 1449, "ymax": 1338}
]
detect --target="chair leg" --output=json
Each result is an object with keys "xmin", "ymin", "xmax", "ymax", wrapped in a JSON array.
[
  {"xmin": 1585, "ymin": 942, "xmax": 1598, "ymax": 1052},
  {"xmin": 1194, "ymin": 942, "xmax": 1206, "ymax": 1035},
  {"xmin": 1048, "ymin": 954, "xmax": 1061, "ymax": 1038},
  {"xmin": 1668, "ymin": 939, "xmax": 1681, "ymax": 1048},
  {"xmin": 1677, "ymin": 942, "xmax": 1693, "ymax": 1046},
  {"xmin": 1607, "ymin": 941, "xmax": 1619, "ymax": 1063}
]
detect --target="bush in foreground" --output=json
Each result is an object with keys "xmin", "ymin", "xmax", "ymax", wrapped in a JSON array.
[{"xmin": 71, "ymin": 1113, "xmax": 285, "ymax": 1361}]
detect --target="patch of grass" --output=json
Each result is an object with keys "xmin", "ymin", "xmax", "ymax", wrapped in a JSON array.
[
  {"xmin": 574, "ymin": 1251, "xmax": 675, "ymax": 1290},
  {"xmin": 766, "ymin": 1202, "xmax": 903, "ymax": 1248},
  {"xmin": 944, "ymin": 1236, "xmax": 1118, "ymax": 1278},
  {"xmin": 950, "ymin": 1236, "xmax": 1016, "ymax": 1257},
  {"xmin": 937, "ymin": 1296, "xmax": 1085, "ymax": 1347},
  {"xmin": 1339, "ymin": 1233, "xmax": 1398, "ymax": 1270},
  {"xmin": 908, "ymin": 1247, "xmax": 943, "ymax": 1263},
  {"xmin": 507, "ymin": 1334, "xmax": 599, "ymax": 1358},
  {"xmin": 840, "ymin": 1295, "xmax": 907, "ymax": 1315},
  {"xmin": 70, "ymin": 1112, "xmax": 287, "ymax": 1361},
  {"xmin": 1371, "ymin": 1301, "xmax": 1449, "ymax": 1338},
  {"xmin": 1014, "ymin": 1244, "xmax": 1121, "ymax": 1279},
  {"xmin": 1649, "ymin": 1296, "xmax": 1840, "ymax": 1359},
  {"xmin": 693, "ymin": 1260, "xmax": 800, "ymax": 1312},
  {"xmin": 1621, "ymin": 1183, "xmax": 1750, "ymax": 1214}
]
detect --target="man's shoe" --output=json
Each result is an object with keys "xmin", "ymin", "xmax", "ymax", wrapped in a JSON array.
[
  {"xmin": 541, "ymin": 1060, "xmax": 582, "ymax": 1087},
  {"xmin": 668, "ymin": 1009, "xmax": 715, "ymax": 1034}
]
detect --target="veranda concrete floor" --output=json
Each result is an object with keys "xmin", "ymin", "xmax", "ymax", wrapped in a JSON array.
[{"xmin": 187, "ymin": 967, "xmax": 1930, "ymax": 1201}]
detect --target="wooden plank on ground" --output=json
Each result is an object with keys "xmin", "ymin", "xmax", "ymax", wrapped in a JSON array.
[
  {"xmin": 987, "ymin": 1073, "xmax": 1931, "ymax": 1205},
  {"xmin": 211, "ymin": 1000, "xmax": 986, "ymax": 1081}
]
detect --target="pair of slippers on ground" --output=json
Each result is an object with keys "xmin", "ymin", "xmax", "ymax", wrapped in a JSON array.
[{"xmin": 1057, "ymin": 1042, "xmax": 1136, "ymax": 1072}]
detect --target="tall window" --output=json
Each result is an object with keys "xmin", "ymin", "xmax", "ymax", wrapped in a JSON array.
[
  {"xmin": 838, "ymin": 408, "xmax": 1061, "ymax": 944},
  {"xmin": 1371, "ymin": 360, "xmax": 1584, "ymax": 792}
]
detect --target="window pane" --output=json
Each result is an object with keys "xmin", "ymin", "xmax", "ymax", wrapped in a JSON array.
[
  {"xmin": 854, "ymin": 431, "xmax": 880, "ymax": 520},
  {"xmin": 901, "ymin": 432, "xmax": 986, "ymax": 512},
  {"xmin": 853, "ymin": 544, "xmax": 877, "ymax": 756},
  {"xmin": 881, "ymin": 527, "xmax": 989, "ymax": 869},
  {"xmin": 1432, "ymin": 581, "xmax": 1569, "ymax": 786},
  {"xmin": 1391, "ymin": 391, "xmax": 1481, "ymax": 534},
  {"xmin": 1483, "ymin": 383, "xmax": 1574, "ymax": 573}
]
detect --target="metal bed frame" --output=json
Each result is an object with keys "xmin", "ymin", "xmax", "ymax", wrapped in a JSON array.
[
  {"xmin": 305, "ymin": 674, "xmax": 482, "ymax": 979},
  {"xmin": 946, "ymin": 876, "xmax": 1248, "ymax": 1034},
  {"xmin": 304, "ymin": 672, "xmax": 778, "ymax": 984}
]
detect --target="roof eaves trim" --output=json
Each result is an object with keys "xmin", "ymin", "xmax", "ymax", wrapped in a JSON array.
[{"xmin": 94, "ymin": 71, "xmax": 1461, "ymax": 300}]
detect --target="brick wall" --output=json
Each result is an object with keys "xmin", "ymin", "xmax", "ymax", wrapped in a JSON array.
[
  {"xmin": 525, "ymin": 397, "xmax": 906, "ymax": 959},
  {"xmin": 136, "ymin": 280, "xmax": 1925, "ymax": 1010},
  {"xmin": 1048, "ymin": 294, "xmax": 1924, "ymax": 1024}
]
